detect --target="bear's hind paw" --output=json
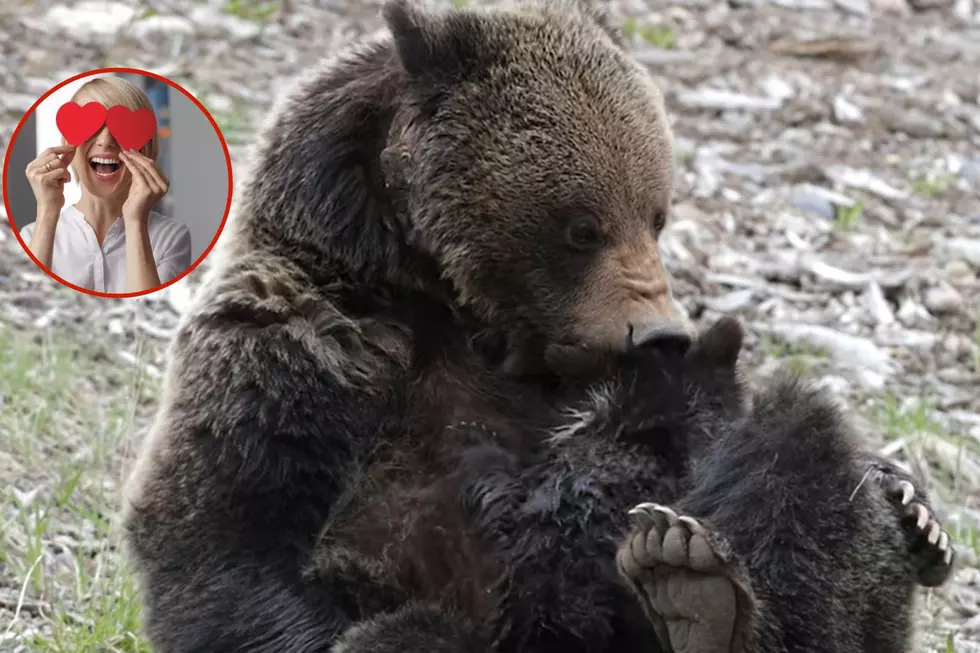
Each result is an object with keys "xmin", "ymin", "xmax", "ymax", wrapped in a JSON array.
[{"xmin": 616, "ymin": 503, "xmax": 756, "ymax": 653}]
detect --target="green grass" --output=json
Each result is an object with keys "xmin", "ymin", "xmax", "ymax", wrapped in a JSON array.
[
  {"xmin": 622, "ymin": 17, "xmax": 677, "ymax": 49},
  {"xmin": 869, "ymin": 392, "xmax": 946, "ymax": 442},
  {"xmin": 1, "ymin": 325, "xmax": 158, "ymax": 652},
  {"xmin": 946, "ymin": 632, "xmax": 958, "ymax": 653},
  {"xmin": 221, "ymin": 0, "xmax": 279, "ymax": 22},
  {"xmin": 758, "ymin": 333, "xmax": 828, "ymax": 375},
  {"xmin": 212, "ymin": 103, "xmax": 252, "ymax": 146},
  {"xmin": 865, "ymin": 390, "xmax": 977, "ymax": 507},
  {"xmin": 912, "ymin": 172, "xmax": 956, "ymax": 198},
  {"xmin": 834, "ymin": 198, "xmax": 863, "ymax": 231}
]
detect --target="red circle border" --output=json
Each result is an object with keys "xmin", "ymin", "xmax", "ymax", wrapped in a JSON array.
[{"xmin": 2, "ymin": 67, "xmax": 234, "ymax": 300}]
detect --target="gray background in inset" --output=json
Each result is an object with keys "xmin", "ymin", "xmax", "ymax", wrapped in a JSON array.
[{"xmin": 5, "ymin": 74, "xmax": 227, "ymax": 263}]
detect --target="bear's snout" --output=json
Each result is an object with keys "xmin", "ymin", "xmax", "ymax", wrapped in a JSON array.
[{"xmin": 628, "ymin": 317, "xmax": 692, "ymax": 355}]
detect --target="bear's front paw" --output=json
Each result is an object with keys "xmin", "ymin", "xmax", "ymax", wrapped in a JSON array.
[
  {"xmin": 616, "ymin": 503, "xmax": 757, "ymax": 653},
  {"xmin": 876, "ymin": 473, "xmax": 955, "ymax": 587}
]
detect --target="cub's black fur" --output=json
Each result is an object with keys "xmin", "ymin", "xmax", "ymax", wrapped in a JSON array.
[
  {"xmin": 121, "ymin": 1, "xmax": 953, "ymax": 652},
  {"xmin": 616, "ymin": 350, "xmax": 949, "ymax": 653},
  {"xmin": 316, "ymin": 316, "xmax": 953, "ymax": 653}
]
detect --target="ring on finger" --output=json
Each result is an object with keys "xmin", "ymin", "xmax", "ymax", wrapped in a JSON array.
[{"xmin": 44, "ymin": 162, "xmax": 52, "ymax": 172}]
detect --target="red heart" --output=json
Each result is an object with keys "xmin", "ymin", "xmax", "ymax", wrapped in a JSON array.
[
  {"xmin": 56, "ymin": 101, "xmax": 107, "ymax": 146},
  {"xmin": 106, "ymin": 105, "xmax": 157, "ymax": 151}
]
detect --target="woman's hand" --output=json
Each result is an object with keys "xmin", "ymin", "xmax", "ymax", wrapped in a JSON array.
[
  {"xmin": 120, "ymin": 149, "xmax": 169, "ymax": 225},
  {"xmin": 26, "ymin": 145, "xmax": 75, "ymax": 217}
]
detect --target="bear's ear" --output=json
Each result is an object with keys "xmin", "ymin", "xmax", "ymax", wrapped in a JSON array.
[
  {"xmin": 690, "ymin": 316, "xmax": 744, "ymax": 370},
  {"xmin": 382, "ymin": 0, "xmax": 477, "ymax": 81}
]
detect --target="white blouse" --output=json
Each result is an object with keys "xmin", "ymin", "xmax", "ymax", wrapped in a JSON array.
[{"xmin": 19, "ymin": 204, "xmax": 192, "ymax": 294}]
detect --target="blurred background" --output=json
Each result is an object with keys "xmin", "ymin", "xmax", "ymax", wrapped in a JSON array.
[{"xmin": 0, "ymin": 0, "xmax": 977, "ymax": 651}]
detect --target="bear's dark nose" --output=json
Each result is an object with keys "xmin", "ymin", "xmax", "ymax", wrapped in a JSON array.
[{"xmin": 628, "ymin": 318, "xmax": 692, "ymax": 355}]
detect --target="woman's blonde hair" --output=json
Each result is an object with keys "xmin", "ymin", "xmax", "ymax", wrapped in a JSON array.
[{"xmin": 69, "ymin": 75, "xmax": 161, "ymax": 161}]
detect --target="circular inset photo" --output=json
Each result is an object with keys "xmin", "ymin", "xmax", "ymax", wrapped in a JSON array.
[{"xmin": 2, "ymin": 68, "xmax": 232, "ymax": 298}]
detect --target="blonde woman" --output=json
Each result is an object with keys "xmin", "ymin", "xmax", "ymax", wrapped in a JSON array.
[{"xmin": 20, "ymin": 75, "xmax": 191, "ymax": 294}]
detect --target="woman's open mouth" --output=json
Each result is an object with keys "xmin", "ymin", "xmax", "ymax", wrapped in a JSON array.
[{"xmin": 89, "ymin": 155, "xmax": 122, "ymax": 179}]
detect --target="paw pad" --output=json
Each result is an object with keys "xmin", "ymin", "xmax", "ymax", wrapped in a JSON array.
[{"xmin": 617, "ymin": 502, "xmax": 756, "ymax": 653}]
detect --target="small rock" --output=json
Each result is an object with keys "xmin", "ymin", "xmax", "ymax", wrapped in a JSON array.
[
  {"xmin": 878, "ymin": 105, "xmax": 948, "ymax": 138},
  {"xmin": 876, "ymin": 329, "xmax": 940, "ymax": 348},
  {"xmin": 832, "ymin": 96, "xmax": 864, "ymax": 124},
  {"xmin": 188, "ymin": 7, "xmax": 262, "ymax": 40},
  {"xmin": 872, "ymin": 0, "xmax": 912, "ymax": 13},
  {"xmin": 924, "ymin": 282, "xmax": 964, "ymax": 314},
  {"xmin": 943, "ymin": 333, "xmax": 971, "ymax": 359},
  {"xmin": 954, "ymin": 0, "xmax": 975, "ymax": 21},
  {"xmin": 633, "ymin": 49, "xmax": 696, "ymax": 66},
  {"xmin": 852, "ymin": 368, "xmax": 887, "ymax": 390},
  {"xmin": 751, "ymin": 322, "xmax": 897, "ymax": 375},
  {"xmin": 672, "ymin": 202, "xmax": 712, "ymax": 227},
  {"xmin": 4, "ymin": 93, "xmax": 40, "ymax": 113},
  {"xmin": 969, "ymin": 111, "xmax": 980, "ymax": 134},
  {"xmin": 908, "ymin": 0, "xmax": 954, "ymax": 8},
  {"xmin": 676, "ymin": 88, "xmax": 784, "ymax": 112},
  {"xmin": 130, "ymin": 14, "xmax": 195, "ymax": 39},
  {"xmin": 771, "ymin": 0, "xmax": 832, "ymax": 8},
  {"xmin": 960, "ymin": 158, "xmax": 980, "ymax": 186},
  {"xmin": 815, "ymin": 374, "xmax": 852, "ymax": 395},
  {"xmin": 822, "ymin": 165, "xmax": 908, "ymax": 201},
  {"xmin": 963, "ymin": 613, "xmax": 980, "ymax": 635},
  {"xmin": 835, "ymin": 0, "xmax": 873, "ymax": 12},
  {"xmin": 41, "ymin": 1, "xmax": 137, "ymax": 38},
  {"xmin": 702, "ymin": 289, "xmax": 755, "ymax": 313},
  {"xmin": 205, "ymin": 93, "xmax": 235, "ymax": 114},
  {"xmin": 762, "ymin": 76, "xmax": 795, "ymax": 102},
  {"xmin": 163, "ymin": 277, "xmax": 196, "ymax": 315},
  {"xmin": 692, "ymin": 155, "xmax": 723, "ymax": 198},
  {"xmin": 800, "ymin": 255, "xmax": 907, "ymax": 292},
  {"xmin": 896, "ymin": 296, "xmax": 933, "ymax": 327},
  {"xmin": 947, "ymin": 239, "xmax": 980, "ymax": 268},
  {"xmin": 789, "ymin": 183, "xmax": 858, "ymax": 220},
  {"xmin": 789, "ymin": 190, "xmax": 835, "ymax": 220},
  {"xmin": 864, "ymin": 282, "xmax": 896, "ymax": 326},
  {"xmin": 946, "ymin": 259, "xmax": 974, "ymax": 279}
]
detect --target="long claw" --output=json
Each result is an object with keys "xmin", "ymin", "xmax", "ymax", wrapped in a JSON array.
[
  {"xmin": 897, "ymin": 480, "xmax": 914, "ymax": 506},
  {"xmin": 909, "ymin": 504, "xmax": 929, "ymax": 530},
  {"xmin": 678, "ymin": 515, "xmax": 706, "ymax": 535},
  {"xmin": 652, "ymin": 505, "xmax": 679, "ymax": 525}
]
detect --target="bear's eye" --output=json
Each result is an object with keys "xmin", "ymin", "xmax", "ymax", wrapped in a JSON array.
[
  {"xmin": 652, "ymin": 212, "xmax": 668, "ymax": 234},
  {"xmin": 565, "ymin": 215, "xmax": 602, "ymax": 251}
]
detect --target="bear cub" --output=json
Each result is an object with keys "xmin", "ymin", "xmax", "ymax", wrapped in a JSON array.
[
  {"xmin": 319, "ymin": 316, "xmax": 955, "ymax": 653},
  {"xmin": 613, "ymin": 319, "xmax": 955, "ymax": 653},
  {"xmin": 316, "ymin": 317, "xmax": 753, "ymax": 653}
]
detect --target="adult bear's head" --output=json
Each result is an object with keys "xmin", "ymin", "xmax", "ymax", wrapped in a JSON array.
[{"xmin": 232, "ymin": 0, "xmax": 687, "ymax": 354}]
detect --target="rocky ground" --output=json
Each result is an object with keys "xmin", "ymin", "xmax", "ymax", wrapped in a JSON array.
[{"xmin": 1, "ymin": 0, "xmax": 978, "ymax": 651}]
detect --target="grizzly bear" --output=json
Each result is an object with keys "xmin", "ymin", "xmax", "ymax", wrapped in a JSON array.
[{"xmin": 121, "ymin": 1, "xmax": 953, "ymax": 652}]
